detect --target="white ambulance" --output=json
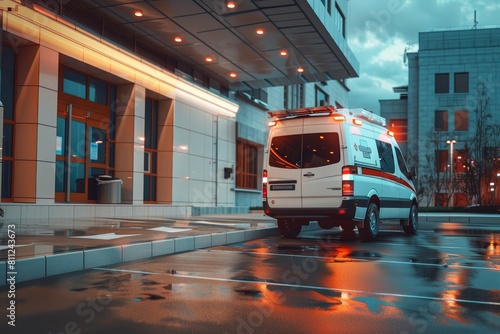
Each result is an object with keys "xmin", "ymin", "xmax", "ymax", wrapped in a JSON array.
[{"xmin": 262, "ymin": 105, "xmax": 418, "ymax": 241}]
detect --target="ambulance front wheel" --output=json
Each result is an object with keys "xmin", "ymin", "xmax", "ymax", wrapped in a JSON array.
[
  {"xmin": 358, "ymin": 202, "xmax": 380, "ymax": 242},
  {"xmin": 278, "ymin": 219, "xmax": 302, "ymax": 238}
]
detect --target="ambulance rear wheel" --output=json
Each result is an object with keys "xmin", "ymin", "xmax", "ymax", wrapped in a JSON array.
[
  {"xmin": 403, "ymin": 203, "xmax": 418, "ymax": 235},
  {"xmin": 278, "ymin": 219, "xmax": 302, "ymax": 238},
  {"xmin": 358, "ymin": 202, "xmax": 379, "ymax": 242}
]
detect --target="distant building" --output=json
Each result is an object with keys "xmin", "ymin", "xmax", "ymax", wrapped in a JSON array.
[{"xmin": 381, "ymin": 27, "xmax": 500, "ymax": 207}]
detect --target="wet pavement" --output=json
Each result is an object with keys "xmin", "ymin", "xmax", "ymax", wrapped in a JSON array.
[
  {"xmin": 0, "ymin": 212, "xmax": 499, "ymax": 285},
  {"xmin": 1, "ymin": 215, "xmax": 498, "ymax": 334}
]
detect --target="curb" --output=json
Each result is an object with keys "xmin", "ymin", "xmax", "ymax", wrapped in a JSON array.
[{"xmin": 1, "ymin": 226, "xmax": 286, "ymax": 286}]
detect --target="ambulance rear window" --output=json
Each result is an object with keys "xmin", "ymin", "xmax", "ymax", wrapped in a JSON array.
[{"xmin": 269, "ymin": 133, "xmax": 341, "ymax": 169}]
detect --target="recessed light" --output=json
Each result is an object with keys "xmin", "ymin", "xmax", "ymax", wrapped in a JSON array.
[
  {"xmin": 256, "ymin": 28, "xmax": 264, "ymax": 35},
  {"xmin": 229, "ymin": 72, "xmax": 237, "ymax": 78},
  {"xmin": 134, "ymin": 10, "xmax": 143, "ymax": 17},
  {"xmin": 297, "ymin": 67, "xmax": 304, "ymax": 73},
  {"xmin": 174, "ymin": 36, "xmax": 183, "ymax": 43},
  {"xmin": 280, "ymin": 50, "xmax": 288, "ymax": 56},
  {"xmin": 227, "ymin": 1, "xmax": 236, "ymax": 9},
  {"xmin": 205, "ymin": 56, "xmax": 214, "ymax": 62}
]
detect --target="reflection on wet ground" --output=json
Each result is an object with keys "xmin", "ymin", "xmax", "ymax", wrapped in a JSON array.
[{"xmin": 0, "ymin": 217, "xmax": 273, "ymax": 260}]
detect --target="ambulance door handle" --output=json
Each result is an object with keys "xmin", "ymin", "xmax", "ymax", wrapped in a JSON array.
[{"xmin": 303, "ymin": 172, "xmax": 315, "ymax": 177}]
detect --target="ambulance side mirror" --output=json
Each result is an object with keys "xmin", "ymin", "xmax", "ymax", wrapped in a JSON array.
[{"xmin": 408, "ymin": 167, "xmax": 417, "ymax": 180}]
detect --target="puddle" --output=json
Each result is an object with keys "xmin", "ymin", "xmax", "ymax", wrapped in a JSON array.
[
  {"xmin": 131, "ymin": 294, "xmax": 166, "ymax": 302},
  {"xmin": 348, "ymin": 250, "xmax": 382, "ymax": 259}
]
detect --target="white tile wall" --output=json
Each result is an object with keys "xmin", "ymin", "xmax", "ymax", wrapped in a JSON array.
[
  {"xmin": 37, "ymin": 87, "xmax": 58, "ymax": 128},
  {"xmin": 172, "ymin": 152, "xmax": 189, "ymax": 179},
  {"xmin": 36, "ymin": 161, "xmax": 56, "ymax": 201}
]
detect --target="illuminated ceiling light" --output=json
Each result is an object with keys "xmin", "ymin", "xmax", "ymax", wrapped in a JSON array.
[
  {"xmin": 256, "ymin": 28, "xmax": 264, "ymax": 35},
  {"xmin": 297, "ymin": 67, "xmax": 304, "ymax": 73},
  {"xmin": 226, "ymin": 0, "xmax": 236, "ymax": 9},
  {"xmin": 134, "ymin": 9, "xmax": 143, "ymax": 17},
  {"xmin": 205, "ymin": 56, "xmax": 214, "ymax": 62},
  {"xmin": 229, "ymin": 72, "xmax": 237, "ymax": 78},
  {"xmin": 174, "ymin": 36, "xmax": 183, "ymax": 43},
  {"xmin": 280, "ymin": 50, "xmax": 288, "ymax": 56}
]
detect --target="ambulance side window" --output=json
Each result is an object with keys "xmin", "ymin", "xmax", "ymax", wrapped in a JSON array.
[
  {"xmin": 376, "ymin": 140, "xmax": 395, "ymax": 173},
  {"xmin": 395, "ymin": 147, "xmax": 409, "ymax": 175}
]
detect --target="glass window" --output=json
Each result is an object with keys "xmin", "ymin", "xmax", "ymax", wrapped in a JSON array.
[
  {"xmin": 435, "ymin": 110, "xmax": 448, "ymax": 131},
  {"xmin": 269, "ymin": 135, "xmax": 303, "ymax": 169},
  {"xmin": 269, "ymin": 133, "xmax": 341, "ymax": 169},
  {"xmin": 454, "ymin": 72, "xmax": 469, "ymax": 93},
  {"xmin": 89, "ymin": 77, "xmax": 107, "ymax": 104},
  {"xmin": 71, "ymin": 120, "xmax": 86, "ymax": 159},
  {"xmin": 89, "ymin": 127, "xmax": 106, "ymax": 163},
  {"xmin": 376, "ymin": 140, "xmax": 395, "ymax": 173},
  {"xmin": 315, "ymin": 86, "xmax": 329, "ymax": 106},
  {"xmin": 302, "ymin": 133, "xmax": 341, "ymax": 168},
  {"xmin": 88, "ymin": 167, "xmax": 105, "ymax": 201},
  {"xmin": 70, "ymin": 162, "xmax": 85, "ymax": 193},
  {"xmin": 435, "ymin": 150, "xmax": 448, "ymax": 173},
  {"xmin": 435, "ymin": 73, "xmax": 449, "ymax": 94},
  {"xmin": 1, "ymin": 160, "xmax": 12, "ymax": 198},
  {"xmin": 1, "ymin": 47, "xmax": 15, "ymax": 120},
  {"xmin": 395, "ymin": 147, "xmax": 409, "ymax": 175},
  {"xmin": 236, "ymin": 140, "xmax": 260, "ymax": 189},
  {"xmin": 144, "ymin": 175, "xmax": 151, "ymax": 201},
  {"xmin": 454, "ymin": 110, "xmax": 468, "ymax": 131},
  {"xmin": 390, "ymin": 119, "xmax": 408, "ymax": 142},
  {"xmin": 2, "ymin": 123, "xmax": 13, "ymax": 157},
  {"xmin": 63, "ymin": 68, "xmax": 86, "ymax": 99},
  {"xmin": 334, "ymin": 3, "xmax": 346, "ymax": 38},
  {"xmin": 55, "ymin": 160, "xmax": 66, "ymax": 193},
  {"xmin": 56, "ymin": 117, "xmax": 66, "ymax": 156}
]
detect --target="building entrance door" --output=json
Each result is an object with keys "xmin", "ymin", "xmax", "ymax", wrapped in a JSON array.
[{"xmin": 55, "ymin": 104, "xmax": 111, "ymax": 203}]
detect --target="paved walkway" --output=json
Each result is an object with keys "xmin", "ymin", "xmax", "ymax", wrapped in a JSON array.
[{"xmin": 0, "ymin": 213, "xmax": 281, "ymax": 285}]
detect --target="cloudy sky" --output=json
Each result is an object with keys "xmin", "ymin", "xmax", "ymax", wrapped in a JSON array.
[{"xmin": 345, "ymin": 0, "xmax": 500, "ymax": 113}]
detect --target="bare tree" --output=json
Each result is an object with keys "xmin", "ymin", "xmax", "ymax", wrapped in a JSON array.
[
  {"xmin": 464, "ymin": 82, "xmax": 500, "ymax": 205},
  {"xmin": 417, "ymin": 130, "xmax": 450, "ymax": 207}
]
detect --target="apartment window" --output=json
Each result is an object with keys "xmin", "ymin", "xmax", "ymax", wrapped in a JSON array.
[
  {"xmin": 435, "ymin": 110, "xmax": 448, "ymax": 131},
  {"xmin": 315, "ymin": 86, "xmax": 329, "ymax": 106},
  {"xmin": 435, "ymin": 73, "xmax": 449, "ymax": 93},
  {"xmin": 236, "ymin": 139, "xmax": 261, "ymax": 189},
  {"xmin": 327, "ymin": 0, "xmax": 333, "ymax": 14},
  {"xmin": 454, "ymin": 72, "xmax": 469, "ymax": 93},
  {"xmin": 435, "ymin": 150, "xmax": 448, "ymax": 173},
  {"xmin": 389, "ymin": 119, "xmax": 408, "ymax": 142},
  {"xmin": 454, "ymin": 110, "xmax": 468, "ymax": 131},
  {"xmin": 144, "ymin": 98, "xmax": 158, "ymax": 202}
]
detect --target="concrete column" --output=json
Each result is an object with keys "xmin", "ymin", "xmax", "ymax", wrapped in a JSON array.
[
  {"xmin": 14, "ymin": 45, "xmax": 58, "ymax": 203},
  {"xmin": 115, "ymin": 84, "xmax": 145, "ymax": 204},
  {"xmin": 156, "ymin": 99, "xmax": 174, "ymax": 204}
]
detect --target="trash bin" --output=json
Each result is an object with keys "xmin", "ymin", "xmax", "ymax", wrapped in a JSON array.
[{"xmin": 97, "ymin": 175, "xmax": 122, "ymax": 204}]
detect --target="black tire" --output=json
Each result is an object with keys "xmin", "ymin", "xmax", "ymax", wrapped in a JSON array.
[
  {"xmin": 278, "ymin": 219, "xmax": 302, "ymax": 238},
  {"xmin": 403, "ymin": 203, "xmax": 418, "ymax": 235},
  {"xmin": 358, "ymin": 202, "xmax": 379, "ymax": 242}
]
